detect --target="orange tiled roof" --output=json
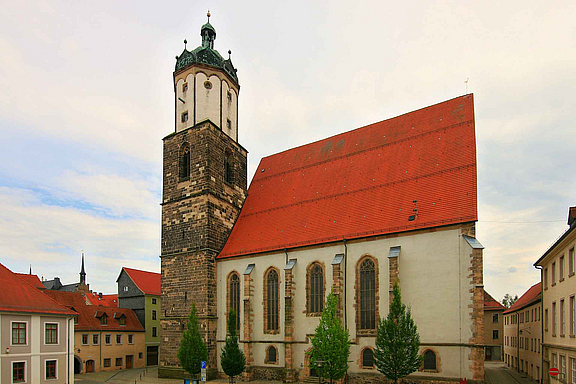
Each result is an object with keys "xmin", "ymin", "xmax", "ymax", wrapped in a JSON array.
[
  {"xmin": 16, "ymin": 273, "xmax": 45, "ymax": 290},
  {"xmin": 121, "ymin": 268, "xmax": 161, "ymax": 296},
  {"xmin": 484, "ymin": 290, "xmax": 505, "ymax": 311},
  {"xmin": 503, "ymin": 282, "xmax": 542, "ymax": 314}
]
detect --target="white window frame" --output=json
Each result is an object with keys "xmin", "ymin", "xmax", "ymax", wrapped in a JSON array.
[
  {"xmin": 43, "ymin": 322, "xmax": 59, "ymax": 346},
  {"xmin": 81, "ymin": 333, "xmax": 89, "ymax": 346},
  {"xmin": 116, "ymin": 334, "xmax": 122, "ymax": 345},
  {"xmin": 92, "ymin": 333, "xmax": 99, "ymax": 346},
  {"xmin": 44, "ymin": 358, "xmax": 58, "ymax": 381},
  {"xmin": 571, "ymin": 357, "xmax": 576, "ymax": 384},
  {"xmin": 105, "ymin": 334, "xmax": 112, "ymax": 345},
  {"xmin": 123, "ymin": 286, "xmax": 129, "ymax": 292},
  {"xmin": 12, "ymin": 360, "xmax": 27, "ymax": 384},
  {"xmin": 10, "ymin": 321, "xmax": 29, "ymax": 346}
]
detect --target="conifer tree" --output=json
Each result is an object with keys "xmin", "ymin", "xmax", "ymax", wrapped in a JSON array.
[
  {"xmin": 374, "ymin": 283, "xmax": 422, "ymax": 384},
  {"xmin": 308, "ymin": 290, "xmax": 350, "ymax": 383},
  {"xmin": 177, "ymin": 303, "xmax": 208, "ymax": 377},
  {"xmin": 220, "ymin": 309, "xmax": 245, "ymax": 383}
]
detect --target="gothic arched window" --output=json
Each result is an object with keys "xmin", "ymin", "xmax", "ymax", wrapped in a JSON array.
[
  {"xmin": 359, "ymin": 258, "xmax": 376, "ymax": 330},
  {"xmin": 424, "ymin": 350, "xmax": 437, "ymax": 370},
  {"xmin": 228, "ymin": 272, "xmax": 240, "ymax": 331},
  {"xmin": 266, "ymin": 345, "xmax": 277, "ymax": 364},
  {"xmin": 308, "ymin": 263, "xmax": 324, "ymax": 314},
  {"xmin": 265, "ymin": 268, "xmax": 279, "ymax": 332},
  {"xmin": 224, "ymin": 151, "xmax": 234, "ymax": 184},
  {"xmin": 362, "ymin": 348, "xmax": 374, "ymax": 368},
  {"xmin": 179, "ymin": 143, "xmax": 190, "ymax": 181}
]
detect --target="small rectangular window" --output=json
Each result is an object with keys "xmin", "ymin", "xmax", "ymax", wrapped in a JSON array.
[
  {"xmin": 93, "ymin": 334, "xmax": 99, "ymax": 345},
  {"xmin": 561, "ymin": 256, "xmax": 565, "ymax": 280},
  {"xmin": 152, "ymin": 310, "xmax": 157, "ymax": 320},
  {"xmin": 181, "ymin": 111, "xmax": 189, "ymax": 123},
  {"xmin": 82, "ymin": 334, "xmax": 89, "ymax": 345},
  {"xmin": 46, "ymin": 360, "xmax": 57, "ymax": 379},
  {"xmin": 182, "ymin": 82, "xmax": 188, "ymax": 93},
  {"xmin": 152, "ymin": 298, "xmax": 157, "ymax": 305},
  {"xmin": 123, "ymin": 286, "xmax": 129, "ymax": 292},
  {"xmin": 103, "ymin": 358, "xmax": 111, "ymax": 367},
  {"xmin": 492, "ymin": 313, "xmax": 499, "ymax": 323},
  {"xmin": 128, "ymin": 334, "xmax": 134, "ymax": 344},
  {"xmin": 152, "ymin": 327, "xmax": 157, "ymax": 337},
  {"xmin": 493, "ymin": 329, "xmax": 499, "ymax": 339},
  {"xmin": 105, "ymin": 334, "xmax": 111, "ymax": 345},
  {"xmin": 115, "ymin": 357, "xmax": 123, "ymax": 367},
  {"xmin": 13, "ymin": 361, "xmax": 25, "ymax": 382},
  {"xmin": 12, "ymin": 322, "xmax": 27, "ymax": 345},
  {"xmin": 226, "ymin": 119, "xmax": 232, "ymax": 129},
  {"xmin": 116, "ymin": 334, "xmax": 122, "ymax": 344},
  {"xmin": 570, "ymin": 247, "xmax": 575, "ymax": 276},
  {"xmin": 139, "ymin": 352, "xmax": 143, "ymax": 359},
  {"xmin": 553, "ymin": 262, "xmax": 557, "ymax": 284}
]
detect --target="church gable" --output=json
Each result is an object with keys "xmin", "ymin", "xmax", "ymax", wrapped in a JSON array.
[{"xmin": 219, "ymin": 95, "xmax": 477, "ymax": 259}]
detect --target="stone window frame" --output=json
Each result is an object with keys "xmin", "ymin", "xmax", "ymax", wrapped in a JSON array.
[
  {"xmin": 419, "ymin": 347, "xmax": 441, "ymax": 373},
  {"xmin": 264, "ymin": 345, "xmax": 279, "ymax": 365},
  {"xmin": 358, "ymin": 347, "xmax": 375, "ymax": 370},
  {"xmin": 226, "ymin": 270, "xmax": 241, "ymax": 332},
  {"xmin": 354, "ymin": 254, "xmax": 379, "ymax": 336},
  {"xmin": 179, "ymin": 142, "xmax": 191, "ymax": 181},
  {"xmin": 305, "ymin": 261, "xmax": 326, "ymax": 317},
  {"xmin": 263, "ymin": 266, "xmax": 281, "ymax": 334}
]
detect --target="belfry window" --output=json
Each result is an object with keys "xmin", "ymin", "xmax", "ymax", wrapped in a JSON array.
[
  {"xmin": 180, "ymin": 144, "xmax": 190, "ymax": 180},
  {"xmin": 229, "ymin": 273, "xmax": 240, "ymax": 331},
  {"xmin": 224, "ymin": 152, "xmax": 234, "ymax": 184},
  {"xmin": 359, "ymin": 258, "xmax": 376, "ymax": 330},
  {"xmin": 265, "ymin": 269, "xmax": 279, "ymax": 332},
  {"xmin": 308, "ymin": 263, "xmax": 324, "ymax": 314}
]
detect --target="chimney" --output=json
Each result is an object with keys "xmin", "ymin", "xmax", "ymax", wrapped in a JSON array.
[
  {"xmin": 569, "ymin": 206, "xmax": 576, "ymax": 227},
  {"xmin": 99, "ymin": 292, "xmax": 103, "ymax": 299}
]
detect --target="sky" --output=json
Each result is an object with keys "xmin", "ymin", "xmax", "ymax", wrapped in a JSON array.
[{"xmin": 0, "ymin": 1, "xmax": 574, "ymax": 302}]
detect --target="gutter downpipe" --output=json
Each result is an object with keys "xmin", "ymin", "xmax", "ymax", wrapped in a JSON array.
[
  {"xmin": 536, "ymin": 265, "xmax": 544, "ymax": 384},
  {"xmin": 517, "ymin": 310, "xmax": 520, "ymax": 373},
  {"xmin": 67, "ymin": 317, "xmax": 70, "ymax": 384},
  {"xmin": 344, "ymin": 239, "xmax": 348, "ymax": 330}
]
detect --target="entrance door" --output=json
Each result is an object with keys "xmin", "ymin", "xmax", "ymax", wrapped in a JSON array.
[
  {"xmin": 147, "ymin": 346, "xmax": 159, "ymax": 366},
  {"xmin": 74, "ymin": 357, "xmax": 82, "ymax": 374},
  {"xmin": 126, "ymin": 355, "xmax": 133, "ymax": 369},
  {"xmin": 86, "ymin": 360, "xmax": 95, "ymax": 373},
  {"xmin": 485, "ymin": 347, "xmax": 492, "ymax": 361}
]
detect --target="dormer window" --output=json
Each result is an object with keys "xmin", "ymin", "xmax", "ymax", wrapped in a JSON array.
[
  {"xmin": 182, "ymin": 82, "xmax": 188, "ymax": 93},
  {"xmin": 97, "ymin": 313, "xmax": 108, "ymax": 325},
  {"xmin": 114, "ymin": 312, "xmax": 127, "ymax": 326}
]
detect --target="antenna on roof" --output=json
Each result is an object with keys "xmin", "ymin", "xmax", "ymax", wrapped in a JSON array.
[
  {"xmin": 465, "ymin": 78, "xmax": 469, "ymax": 94},
  {"xmin": 29, "ymin": 264, "xmax": 32, "ymax": 275}
]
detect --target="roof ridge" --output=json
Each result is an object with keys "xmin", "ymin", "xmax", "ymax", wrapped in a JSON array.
[
  {"xmin": 243, "ymin": 163, "xmax": 475, "ymax": 218},
  {"xmin": 256, "ymin": 119, "xmax": 474, "ymax": 183}
]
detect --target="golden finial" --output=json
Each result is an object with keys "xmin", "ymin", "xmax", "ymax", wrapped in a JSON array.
[{"xmin": 207, "ymin": 10, "xmax": 211, "ymax": 21}]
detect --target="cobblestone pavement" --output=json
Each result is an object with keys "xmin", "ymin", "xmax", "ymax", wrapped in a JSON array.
[{"xmin": 485, "ymin": 361, "xmax": 540, "ymax": 384}]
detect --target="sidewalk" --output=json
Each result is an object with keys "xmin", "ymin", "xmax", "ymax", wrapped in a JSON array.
[{"xmin": 484, "ymin": 361, "xmax": 539, "ymax": 384}]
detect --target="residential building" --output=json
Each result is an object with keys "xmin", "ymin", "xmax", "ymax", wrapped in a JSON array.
[
  {"xmin": 534, "ymin": 206, "xmax": 576, "ymax": 384},
  {"xmin": 160, "ymin": 15, "xmax": 485, "ymax": 383},
  {"xmin": 116, "ymin": 267, "xmax": 161, "ymax": 366},
  {"xmin": 484, "ymin": 290, "xmax": 505, "ymax": 361},
  {"xmin": 44, "ymin": 291, "xmax": 145, "ymax": 373},
  {"xmin": 0, "ymin": 262, "xmax": 76, "ymax": 384},
  {"xmin": 503, "ymin": 282, "xmax": 542, "ymax": 382}
]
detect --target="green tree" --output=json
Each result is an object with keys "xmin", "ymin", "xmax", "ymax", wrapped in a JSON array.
[
  {"xmin": 177, "ymin": 303, "xmax": 208, "ymax": 377},
  {"xmin": 220, "ymin": 309, "xmax": 245, "ymax": 383},
  {"xmin": 308, "ymin": 290, "xmax": 350, "ymax": 383},
  {"xmin": 502, "ymin": 293, "xmax": 519, "ymax": 308},
  {"xmin": 374, "ymin": 283, "xmax": 422, "ymax": 384}
]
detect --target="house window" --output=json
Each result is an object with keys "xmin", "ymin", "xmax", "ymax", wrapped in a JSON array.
[
  {"xmin": 545, "ymin": 309, "xmax": 549, "ymax": 331},
  {"xmin": 152, "ymin": 298, "xmax": 157, "ymax": 305},
  {"xmin": 561, "ymin": 355, "xmax": 567, "ymax": 379},
  {"xmin": 493, "ymin": 330, "xmax": 499, "ymax": 339},
  {"xmin": 544, "ymin": 268, "xmax": 548, "ymax": 288},
  {"xmin": 229, "ymin": 272, "xmax": 241, "ymax": 331},
  {"xmin": 266, "ymin": 346, "xmax": 277, "ymax": 364},
  {"xmin": 152, "ymin": 327, "xmax": 158, "ymax": 337},
  {"xmin": 44, "ymin": 323, "xmax": 58, "ymax": 345},
  {"xmin": 181, "ymin": 111, "xmax": 189, "ymax": 123},
  {"xmin": 103, "ymin": 358, "xmax": 111, "ymax": 367},
  {"xmin": 571, "ymin": 358, "xmax": 576, "ymax": 384},
  {"xmin": 571, "ymin": 296, "xmax": 576, "ymax": 335},
  {"xmin": 12, "ymin": 322, "xmax": 26, "ymax": 345},
  {"xmin": 561, "ymin": 256, "xmax": 565, "ymax": 280},
  {"xmin": 182, "ymin": 82, "xmax": 188, "ymax": 93},
  {"xmin": 359, "ymin": 258, "xmax": 376, "ymax": 330},
  {"xmin": 100, "ymin": 314, "xmax": 108, "ymax": 325},
  {"xmin": 553, "ymin": 262, "xmax": 557, "ymax": 284},
  {"xmin": 74, "ymin": 316, "xmax": 78, "ymax": 324},
  {"xmin": 93, "ymin": 334, "xmax": 99, "ymax": 345},
  {"xmin": 128, "ymin": 334, "xmax": 134, "ymax": 344},
  {"xmin": 46, "ymin": 360, "xmax": 57, "ymax": 379},
  {"xmin": 570, "ymin": 248, "xmax": 575, "ymax": 276},
  {"xmin": 152, "ymin": 310, "xmax": 157, "ymax": 321},
  {"xmin": 423, "ymin": 350, "xmax": 437, "ymax": 370},
  {"xmin": 116, "ymin": 334, "xmax": 122, "ymax": 344},
  {"xmin": 139, "ymin": 352, "xmax": 143, "ymax": 359},
  {"xmin": 553, "ymin": 302, "xmax": 557, "ymax": 335},
  {"xmin": 362, "ymin": 348, "xmax": 374, "ymax": 368},
  {"xmin": 180, "ymin": 143, "xmax": 191, "ymax": 181},
  {"xmin": 561, "ymin": 299, "xmax": 566, "ymax": 335},
  {"xmin": 13, "ymin": 361, "xmax": 25, "ymax": 383},
  {"xmin": 265, "ymin": 268, "xmax": 279, "ymax": 332},
  {"xmin": 105, "ymin": 334, "xmax": 111, "ymax": 344},
  {"xmin": 82, "ymin": 334, "xmax": 89, "ymax": 345},
  {"xmin": 115, "ymin": 357, "xmax": 123, "ymax": 367},
  {"xmin": 123, "ymin": 286, "xmax": 129, "ymax": 292},
  {"xmin": 224, "ymin": 153, "xmax": 234, "ymax": 183},
  {"xmin": 308, "ymin": 263, "xmax": 324, "ymax": 314},
  {"xmin": 118, "ymin": 316, "xmax": 126, "ymax": 326},
  {"xmin": 492, "ymin": 313, "xmax": 499, "ymax": 323}
]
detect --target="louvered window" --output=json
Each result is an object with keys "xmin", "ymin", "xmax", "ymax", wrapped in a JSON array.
[
  {"xmin": 309, "ymin": 264, "xmax": 324, "ymax": 313},
  {"xmin": 266, "ymin": 270, "xmax": 279, "ymax": 331},
  {"xmin": 360, "ymin": 259, "xmax": 376, "ymax": 329},
  {"xmin": 230, "ymin": 273, "xmax": 241, "ymax": 330}
]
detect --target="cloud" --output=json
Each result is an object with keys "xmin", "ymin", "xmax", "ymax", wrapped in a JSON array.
[{"xmin": 508, "ymin": 267, "xmax": 517, "ymax": 273}]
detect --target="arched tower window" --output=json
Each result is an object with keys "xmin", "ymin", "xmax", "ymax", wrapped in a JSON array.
[
  {"xmin": 359, "ymin": 258, "xmax": 376, "ymax": 330},
  {"xmin": 224, "ymin": 150, "xmax": 234, "ymax": 184},
  {"xmin": 265, "ymin": 268, "xmax": 279, "ymax": 332},
  {"xmin": 265, "ymin": 345, "xmax": 277, "ymax": 364},
  {"xmin": 228, "ymin": 272, "xmax": 240, "ymax": 331},
  {"xmin": 424, "ymin": 350, "xmax": 437, "ymax": 370},
  {"xmin": 362, "ymin": 348, "xmax": 374, "ymax": 368},
  {"xmin": 307, "ymin": 263, "xmax": 324, "ymax": 314},
  {"xmin": 179, "ymin": 143, "xmax": 190, "ymax": 180}
]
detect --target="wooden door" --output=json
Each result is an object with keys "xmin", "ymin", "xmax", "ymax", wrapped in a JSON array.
[
  {"xmin": 86, "ymin": 360, "xmax": 94, "ymax": 373},
  {"xmin": 126, "ymin": 355, "xmax": 133, "ymax": 369}
]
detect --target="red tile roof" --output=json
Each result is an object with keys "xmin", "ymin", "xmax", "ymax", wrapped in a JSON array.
[
  {"xmin": 0, "ymin": 263, "xmax": 77, "ymax": 316},
  {"xmin": 219, "ymin": 95, "xmax": 477, "ymax": 258},
  {"xmin": 503, "ymin": 282, "xmax": 542, "ymax": 314},
  {"xmin": 484, "ymin": 290, "xmax": 505, "ymax": 311},
  {"xmin": 86, "ymin": 292, "xmax": 118, "ymax": 307},
  {"xmin": 44, "ymin": 290, "xmax": 144, "ymax": 331},
  {"xmin": 120, "ymin": 268, "xmax": 161, "ymax": 296},
  {"xmin": 16, "ymin": 273, "xmax": 45, "ymax": 290}
]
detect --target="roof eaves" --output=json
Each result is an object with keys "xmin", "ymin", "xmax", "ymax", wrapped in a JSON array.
[{"xmin": 534, "ymin": 224, "xmax": 576, "ymax": 267}]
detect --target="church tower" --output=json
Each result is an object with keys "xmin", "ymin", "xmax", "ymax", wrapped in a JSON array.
[{"xmin": 159, "ymin": 13, "xmax": 248, "ymax": 378}]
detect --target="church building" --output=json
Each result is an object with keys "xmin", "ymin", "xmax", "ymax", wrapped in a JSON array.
[{"xmin": 160, "ymin": 14, "xmax": 485, "ymax": 383}]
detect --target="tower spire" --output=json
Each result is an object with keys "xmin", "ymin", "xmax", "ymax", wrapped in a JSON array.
[{"xmin": 80, "ymin": 250, "xmax": 86, "ymax": 285}]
